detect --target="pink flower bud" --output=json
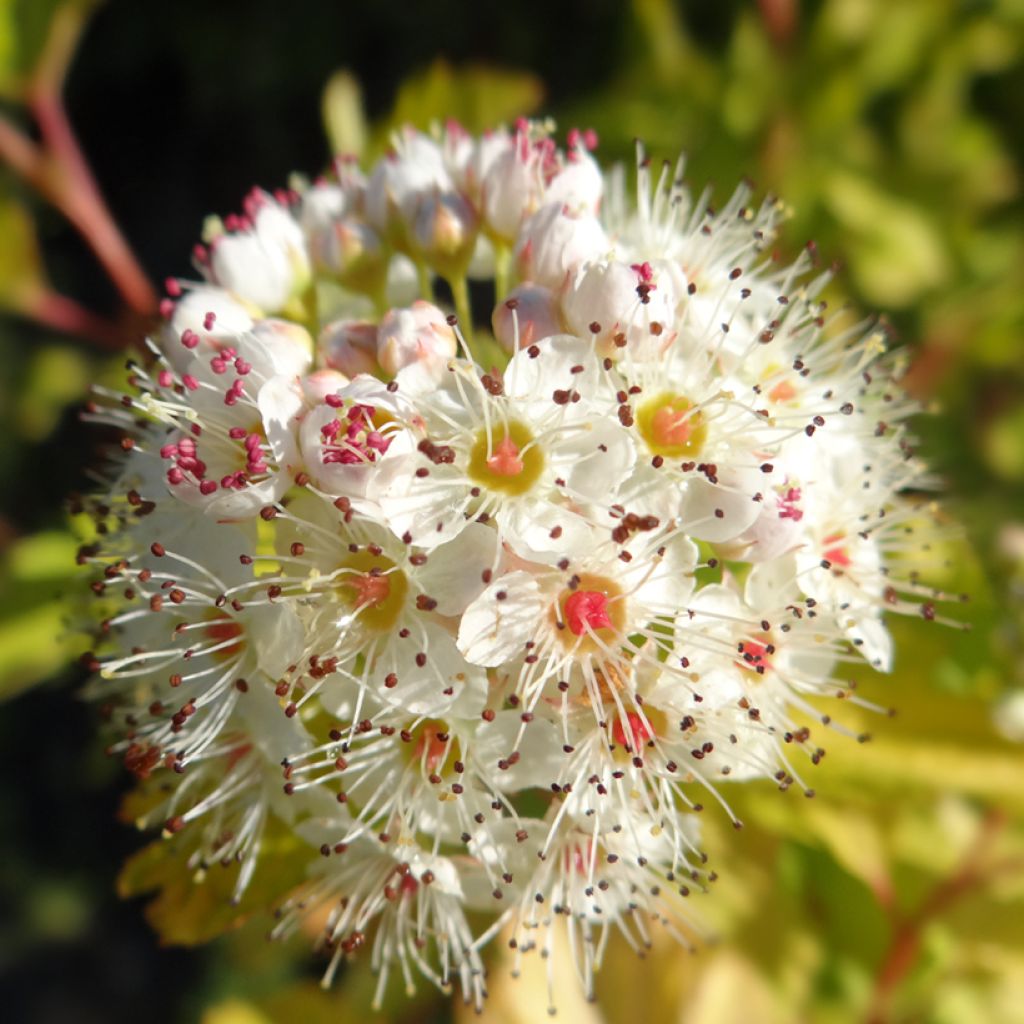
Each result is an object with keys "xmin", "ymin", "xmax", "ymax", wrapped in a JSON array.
[
  {"xmin": 301, "ymin": 368, "xmax": 351, "ymax": 404},
  {"xmin": 318, "ymin": 320, "xmax": 380, "ymax": 377},
  {"xmin": 412, "ymin": 190, "xmax": 479, "ymax": 277},
  {"xmin": 365, "ymin": 130, "xmax": 452, "ymax": 241},
  {"xmin": 544, "ymin": 139, "xmax": 603, "ymax": 215},
  {"xmin": 481, "ymin": 129, "xmax": 554, "ymax": 244},
  {"xmin": 492, "ymin": 284, "xmax": 564, "ymax": 352},
  {"xmin": 515, "ymin": 201, "xmax": 608, "ymax": 290},
  {"xmin": 377, "ymin": 301, "xmax": 457, "ymax": 376},
  {"xmin": 247, "ymin": 318, "xmax": 313, "ymax": 378}
]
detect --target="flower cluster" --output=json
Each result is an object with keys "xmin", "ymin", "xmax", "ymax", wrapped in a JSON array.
[{"xmin": 80, "ymin": 119, "xmax": 946, "ymax": 1010}]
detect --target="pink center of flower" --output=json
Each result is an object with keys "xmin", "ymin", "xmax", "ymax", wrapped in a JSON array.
[
  {"xmin": 769, "ymin": 379, "xmax": 797, "ymax": 403},
  {"xmin": 738, "ymin": 637, "xmax": 773, "ymax": 674},
  {"xmin": 824, "ymin": 533, "xmax": 852, "ymax": 568},
  {"xmin": 564, "ymin": 590, "xmax": 613, "ymax": 635},
  {"xmin": 778, "ymin": 486, "xmax": 804, "ymax": 521},
  {"xmin": 413, "ymin": 724, "xmax": 451, "ymax": 773},
  {"xmin": 485, "ymin": 435, "xmax": 525, "ymax": 477},
  {"xmin": 563, "ymin": 840, "xmax": 594, "ymax": 876},
  {"xmin": 205, "ymin": 615, "xmax": 245, "ymax": 661},
  {"xmin": 320, "ymin": 403, "xmax": 391, "ymax": 465},
  {"xmin": 651, "ymin": 403, "xmax": 692, "ymax": 448},
  {"xmin": 350, "ymin": 573, "xmax": 390, "ymax": 609},
  {"xmin": 631, "ymin": 261, "xmax": 655, "ymax": 285},
  {"xmin": 611, "ymin": 711, "xmax": 653, "ymax": 751}
]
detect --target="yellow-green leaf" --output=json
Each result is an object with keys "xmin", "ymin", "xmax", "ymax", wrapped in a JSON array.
[
  {"xmin": 376, "ymin": 60, "xmax": 543, "ymax": 153},
  {"xmin": 118, "ymin": 826, "xmax": 308, "ymax": 947},
  {"xmin": 321, "ymin": 69, "xmax": 367, "ymax": 160}
]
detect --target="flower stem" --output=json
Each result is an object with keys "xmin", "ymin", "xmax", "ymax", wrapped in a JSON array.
[
  {"xmin": 416, "ymin": 261, "xmax": 434, "ymax": 302},
  {"xmin": 449, "ymin": 273, "xmax": 475, "ymax": 353},
  {"xmin": 493, "ymin": 242, "xmax": 512, "ymax": 304}
]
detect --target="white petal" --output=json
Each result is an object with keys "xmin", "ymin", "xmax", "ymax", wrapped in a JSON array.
[
  {"xmin": 248, "ymin": 602, "xmax": 307, "ymax": 680},
  {"xmin": 679, "ymin": 474, "xmax": 762, "ymax": 543},
  {"xmin": 415, "ymin": 522, "xmax": 500, "ymax": 617},
  {"xmin": 474, "ymin": 711, "xmax": 564, "ymax": 791},
  {"xmin": 457, "ymin": 571, "xmax": 545, "ymax": 667},
  {"xmin": 374, "ymin": 620, "xmax": 488, "ymax": 717}
]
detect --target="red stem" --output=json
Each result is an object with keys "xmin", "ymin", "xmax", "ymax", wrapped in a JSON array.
[
  {"xmin": 0, "ymin": 1, "xmax": 158, "ymax": 323},
  {"xmin": 866, "ymin": 809, "xmax": 1019, "ymax": 1024},
  {"xmin": 25, "ymin": 287, "xmax": 131, "ymax": 351}
]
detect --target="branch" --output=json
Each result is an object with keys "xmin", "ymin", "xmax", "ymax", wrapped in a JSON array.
[
  {"xmin": 21, "ymin": 286, "xmax": 133, "ymax": 351},
  {"xmin": 866, "ymin": 809, "xmax": 1022, "ymax": 1024},
  {"xmin": 0, "ymin": 1, "xmax": 158, "ymax": 321}
]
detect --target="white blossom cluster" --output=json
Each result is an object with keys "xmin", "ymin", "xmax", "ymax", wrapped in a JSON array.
[{"xmin": 81, "ymin": 119, "xmax": 942, "ymax": 1010}]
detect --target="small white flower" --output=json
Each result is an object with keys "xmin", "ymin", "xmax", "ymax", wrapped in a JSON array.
[{"xmin": 207, "ymin": 190, "xmax": 311, "ymax": 314}]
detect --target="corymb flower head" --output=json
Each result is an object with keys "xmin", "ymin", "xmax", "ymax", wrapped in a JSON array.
[{"xmin": 79, "ymin": 119, "xmax": 956, "ymax": 1012}]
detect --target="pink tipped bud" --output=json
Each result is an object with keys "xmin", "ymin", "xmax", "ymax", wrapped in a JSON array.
[
  {"xmin": 412, "ymin": 191, "xmax": 479, "ymax": 277},
  {"xmin": 377, "ymin": 301, "xmax": 457, "ymax": 376},
  {"xmin": 515, "ymin": 201, "xmax": 608, "ymax": 290},
  {"xmin": 302, "ymin": 369, "xmax": 351, "ymax": 403},
  {"xmin": 492, "ymin": 284, "xmax": 564, "ymax": 353},
  {"xmin": 248, "ymin": 319, "xmax": 314, "ymax": 378},
  {"xmin": 319, "ymin": 320, "xmax": 380, "ymax": 377}
]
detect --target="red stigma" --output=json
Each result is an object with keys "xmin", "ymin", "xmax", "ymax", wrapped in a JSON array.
[
  {"xmin": 564, "ymin": 591, "xmax": 613, "ymax": 636},
  {"xmin": 612, "ymin": 711, "xmax": 653, "ymax": 751}
]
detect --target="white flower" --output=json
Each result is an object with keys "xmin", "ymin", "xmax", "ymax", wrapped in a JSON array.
[
  {"xmin": 207, "ymin": 190, "xmax": 312, "ymax": 314},
  {"xmin": 373, "ymin": 334, "xmax": 635, "ymax": 553},
  {"xmin": 81, "ymin": 122, "xmax": 947, "ymax": 1012}
]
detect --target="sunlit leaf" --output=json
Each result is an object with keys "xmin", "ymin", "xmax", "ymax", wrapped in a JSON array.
[
  {"xmin": 824, "ymin": 172, "xmax": 950, "ymax": 307},
  {"xmin": 118, "ymin": 826, "xmax": 308, "ymax": 947},
  {"xmin": 201, "ymin": 999, "xmax": 273, "ymax": 1024},
  {"xmin": 321, "ymin": 69, "xmax": 367, "ymax": 160},
  {"xmin": 0, "ymin": 195, "xmax": 44, "ymax": 311},
  {"xmin": 375, "ymin": 60, "xmax": 543, "ymax": 152}
]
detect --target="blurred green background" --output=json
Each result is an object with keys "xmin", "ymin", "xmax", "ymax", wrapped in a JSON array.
[{"xmin": 1, "ymin": 1, "xmax": 1023, "ymax": 1021}]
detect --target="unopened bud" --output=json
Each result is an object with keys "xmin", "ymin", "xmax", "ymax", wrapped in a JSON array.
[
  {"xmin": 301, "ymin": 368, "xmax": 351, "ymax": 403},
  {"xmin": 377, "ymin": 301, "xmax": 457, "ymax": 376},
  {"xmin": 413, "ymin": 191, "xmax": 479, "ymax": 278},
  {"xmin": 319, "ymin": 320, "xmax": 380, "ymax": 377},
  {"xmin": 492, "ymin": 284, "xmax": 564, "ymax": 353},
  {"xmin": 515, "ymin": 202, "xmax": 608, "ymax": 290}
]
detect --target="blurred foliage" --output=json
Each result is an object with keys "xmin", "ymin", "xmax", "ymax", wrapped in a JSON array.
[{"xmin": 1, "ymin": 0, "xmax": 1024, "ymax": 1022}]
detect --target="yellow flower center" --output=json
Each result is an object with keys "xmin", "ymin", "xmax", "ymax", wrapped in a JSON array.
[
  {"xmin": 337, "ymin": 548, "xmax": 408, "ymax": 631},
  {"xmin": 467, "ymin": 420, "xmax": 545, "ymax": 496},
  {"xmin": 636, "ymin": 392, "xmax": 706, "ymax": 458}
]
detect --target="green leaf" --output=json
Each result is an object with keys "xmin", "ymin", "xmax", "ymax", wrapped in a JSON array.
[
  {"xmin": 375, "ymin": 60, "xmax": 543, "ymax": 152},
  {"xmin": 321, "ymin": 69, "xmax": 367, "ymax": 160},
  {"xmin": 0, "ymin": 0, "xmax": 97, "ymax": 101},
  {"xmin": 0, "ymin": 529, "xmax": 83, "ymax": 700},
  {"xmin": 16, "ymin": 344, "xmax": 90, "ymax": 440},
  {"xmin": 118, "ymin": 823, "xmax": 308, "ymax": 947},
  {"xmin": 0, "ymin": 194, "xmax": 44, "ymax": 311}
]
